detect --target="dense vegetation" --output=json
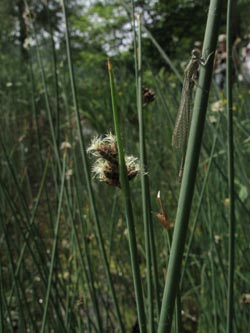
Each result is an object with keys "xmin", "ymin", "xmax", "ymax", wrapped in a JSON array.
[{"xmin": 0, "ymin": 0, "xmax": 250, "ymax": 332}]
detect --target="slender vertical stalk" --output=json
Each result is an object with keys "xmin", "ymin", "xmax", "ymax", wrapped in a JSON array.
[
  {"xmin": 121, "ymin": 0, "xmax": 182, "ymax": 83},
  {"xmin": 26, "ymin": 10, "xmax": 102, "ymax": 327},
  {"xmin": 0, "ymin": 215, "xmax": 26, "ymax": 332},
  {"xmin": 141, "ymin": 27, "xmax": 182, "ymax": 83},
  {"xmin": 157, "ymin": 1, "xmax": 222, "ymax": 331},
  {"xmin": 174, "ymin": 291, "xmax": 182, "ymax": 333},
  {"xmin": 137, "ymin": 14, "xmax": 154, "ymax": 332},
  {"xmin": 0, "ymin": 263, "xmax": 5, "ymax": 333},
  {"xmin": 134, "ymin": 10, "xmax": 160, "ymax": 320},
  {"xmin": 29, "ymin": 56, "xmax": 54, "ymax": 231},
  {"xmin": 130, "ymin": 0, "xmax": 138, "ymax": 87},
  {"xmin": 60, "ymin": 2, "xmax": 124, "ymax": 331},
  {"xmin": 45, "ymin": 4, "xmax": 61, "ymax": 147},
  {"xmin": 207, "ymin": 193, "xmax": 219, "ymax": 332},
  {"xmin": 108, "ymin": 59, "xmax": 146, "ymax": 333},
  {"xmin": 226, "ymin": 0, "xmax": 235, "ymax": 332},
  {"xmin": 41, "ymin": 154, "xmax": 66, "ymax": 332},
  {"xmin": 180, "ymin": 118, "xmax": 221, "ymax": 286},
  {"xmin": 8, "ymin": 159, "xmax": 49, "ymax": 301}
]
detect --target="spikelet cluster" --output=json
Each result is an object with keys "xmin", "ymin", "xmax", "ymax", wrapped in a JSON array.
[{"xmin": 87, "ymin": 133, "xmax": 140, "ymax": 187}]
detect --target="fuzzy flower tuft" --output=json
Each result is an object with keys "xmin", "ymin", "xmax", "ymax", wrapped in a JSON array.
[
  {"xmin": 125, "ymin": 156, "xmax": 140, "ymax": 181},
  {"xmin": 87, "ymin": 133, "xmax": 140, "ymax": 187},
  {"xmin": 87, "ymin": 132, "xmax": 118, "ymax": 164}
]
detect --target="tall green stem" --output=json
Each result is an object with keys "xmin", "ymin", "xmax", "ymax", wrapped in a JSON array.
[
  {"xmin": 137, "ymin": 15, "xmax": 154, "ymax": 332},
  {"xmin": 226, "ymin": 0, "xmax": 235, "ymax": 332},
  {"xmin": 41, "ymin": 154, "xmax": 66, "ymax": 332},
  {"xmin": 157, "ymin": 1, "xmax": 222, "ymax": 331},
  {"xmin": 60, "ymin": 2, "xmax": 124, "ymax": 331},
  {"xmin": 108, "ymin": 59, "xmax": 146, "ymax": 333},
  {"xmin": 130, "ymin": 0, "xmax": 138, "ymax": 88},
  {"xmin": 0, "ymin": 262, "xmax": 4, "ymax": 333},
  {"xmin": 121, "ymin": 0, "xmax": 182, "ymax": 83}
]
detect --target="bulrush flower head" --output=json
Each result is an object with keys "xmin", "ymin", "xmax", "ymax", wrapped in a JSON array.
[
  {"xmin": 60, "ymin": 141, "xmax": 72, "ymax": 151},
  {"xmin": 60, "ymin": 141, "xmax": 72, "ymax": 155},
  {"xmin": 86, "ymin": 136, "xmax": 103, "ymax": 155},
  {"xmin": 92, "ymin": 158, "xmax": 120, "ymax": 187},
  {"xmin": 87, "ymin": 133, "xmax": 118, "ymax": 164},
  {"xmin": 87, "ymin": 133, "xmax": 140, "ymax": 187},
  {"xmin": 92, "ymin": 159, "xmax": 107, "ymax": 181},
  {"xmin": 125, "ymin": 156, "xmax": 140, "ymax": 181}
]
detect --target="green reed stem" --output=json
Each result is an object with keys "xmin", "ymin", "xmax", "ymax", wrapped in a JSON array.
[
  {"xmin": 7, "ymin": 159, "xmax": 49, "ymax": 304},
  {"xmin": 137, "ymin": 14, "xmax": 154, "ymax": 332},
  {"xmin": 157, "ymin": 1, "xmax": 222, "ymax": 331},
  {"xmin": 26, "ymin": 28, "xmax": 100, "ymax": 330},
  {"xmin": 142, "ymin": 27, "xmax": 182, "ymax": 83},
  {"xmin": 226, "ymin": 0, "xmax": 235, "ymax": 332},
  {"xmin": 0, "ymin": 214, "xmax": 26, "ymax": 332},
  {"xmin": 41, "ymin": 154, "xmax": 66, "ymax": 332},
  {"xmin": 60, "ymin": 2, "xmax": 124, "ymax": 331},
  {"xmin": 206, "ymin": 191, "xmax": 219, "ymax": 332},
  {"xmin": 71, "ymin": 157, "xmax": 102, "ymax": 331},
  {"xmin": 130, "ymin": 0, "xmax": 138, "ymax": 88},
  {"xmin": 0, "ymin": 262, "xmax": 5, "ymax": 333},
  {"xmin": 108, "ymin": 58, "xmax": 146, "ymax": 333},
  {"xmin": 121, "ymin": 0, "xmax": 182, "ymax": 83},
  {"xmin": 180, "ymin": 118, "xmax": 220, "ymax": 287}
]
